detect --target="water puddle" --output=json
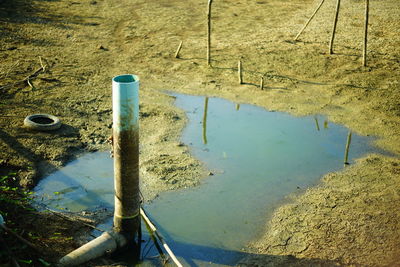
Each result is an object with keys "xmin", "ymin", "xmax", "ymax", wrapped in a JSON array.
[{"xmin": 34, "ymin": 93, "xmax": 381, "ymax": 266}]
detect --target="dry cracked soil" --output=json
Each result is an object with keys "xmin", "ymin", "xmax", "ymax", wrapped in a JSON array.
[{"xmin": 0, "ymin": 0, "xmax": 399, "ymax": 266}]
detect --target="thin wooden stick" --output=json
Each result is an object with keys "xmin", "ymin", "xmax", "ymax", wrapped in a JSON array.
[
  {"xmin": 175, "ymin": 41, "xmax": 183, "ymax": 58},
  {"xmin": 294, "ymin": 0, "xmax": 326, "ymax": 41},
  {"xmin": 140, "ymin": 208, "xmax": 183, "ymax": 267},
  {"xmin": 0, "ymin": 236, "xmax": 21, "ymax": 267},
  {"xmin": 27, "ymin": 78, "xmax": 36, "ymax": 90},
  {"xmin": 238, "ymin": 60, "xmax": 243, "ymax": 84},
  {"xmin": 0, "ymin": 224, "xmax": 40, "ymax": 253},
  {"xmin": 329, "ymin": 0, "xmax": 341, "ymax": 54},
  {"xmin": 207, "ymin": 0, "xmax": 213, "ymax": 66},
  {"xmin": 344, "ymin": 131, "xmax": 352, "ymax": 165},
  {"xmin": 260, "ymin": 76, "xmax": 264, "ymax": 90},
  {"xmin": 39, "ymin": 56, "xmax": 46, "ymax": 72},
  {"xmin": 0, "ymin": 66, "xmax": 44, "ymax": 91},
  {"xmin": 362, "ymin": 0, "xmax": 369, "ymax": 67}
]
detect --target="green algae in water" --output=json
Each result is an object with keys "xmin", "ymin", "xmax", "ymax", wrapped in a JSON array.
[{"xmin": 34, "ymin": 93, "xmax": 382, "ymax": 266}]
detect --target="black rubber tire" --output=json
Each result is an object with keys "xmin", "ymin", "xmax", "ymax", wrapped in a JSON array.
[{"xmin": 24, "ymin": 114, "xmax": 61, "ymax": 131}]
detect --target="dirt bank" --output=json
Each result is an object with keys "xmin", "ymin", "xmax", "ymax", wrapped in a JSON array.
[{"xmin": 0, "ymin": 0, "xmax": 399, "ymax": 265}]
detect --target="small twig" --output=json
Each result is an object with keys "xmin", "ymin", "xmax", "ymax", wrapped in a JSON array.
[
  {"xmin": 27, "ymin": 78, "xmax": 36, "ymax": 90},
  {"xmin": 174, "ymin": 41, "xmax": 183, "ymax": 58},
  {"xmin": 260, "ymin": 76, "xmax": 264, "ymax": 90},
  {"xmin": 0, "ymin": 236, "xmax": 21, "ymax": 267},
  {"xmin": 44, "ymin": 207, "xmax": 103, "ymax": 232},
  {"xmin": 1, "ymin": 60, "xmax": 20, "ymax": 79},
  {"xmin": 0, "ymin": 66, "xmax": 45, "ymax": 91},
  {"xmin": 0, "ymin": 224, "xmax": 40, "ymax": 253},
  {"xmin": 39, "ymin": 56, "xmax": 46, "ymax": 72}
]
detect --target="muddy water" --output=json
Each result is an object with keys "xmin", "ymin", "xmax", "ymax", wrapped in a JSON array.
[{"xmin": 34, "ymin": 94, "xmax": 380, "ymax": 266}]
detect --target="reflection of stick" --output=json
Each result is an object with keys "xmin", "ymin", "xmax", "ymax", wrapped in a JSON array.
[
  {"xmin": 344, "ymin": 131, "xmax": 352, "ymax": 165},
  {"xmin": 329, "ymin": 0, "xmax": 341, "ymax": 54},
  {"xmin": 142, "ymin": 217, "xmax": 165, "ymax": 259},
  {"xmin": 235, "ymin": 103, "xmax": 240, "ymax": 111},
  {"xmin": 238, "ymin": 60, "xmax": 243, "ymax": 84},
  {"xmin": 202, "ymin": 97, "xmax": 209, "ymax": 145},
  {"xmin": 260, "ymin": 76, "xmax": 264, "ymax": 90},
  {"xmin": 294, "ymin": 0, "xmax": 326, "ymax": 41},
  {"xmin": 362, "ymin": 0, "xmax": 369, "ymax": 67},
  {"xmin": 314, "ymin": 117, "xmax": 320, "ymax": 131},
  {"xmin": 175, "ymin": 41, "xmax": 183, "ymax": 58},
  {"xmin": 140, "ymin": 208, "xmax": 183, "ymax": 267},
  {"xmin": 207, "ymin": 0, "xmax": 213, "ymax": 66}
]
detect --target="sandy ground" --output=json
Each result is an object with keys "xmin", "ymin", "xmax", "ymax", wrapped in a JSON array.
[{"xmin": 0, "ymin": 0, "xmax": 399, "ymax": 265}]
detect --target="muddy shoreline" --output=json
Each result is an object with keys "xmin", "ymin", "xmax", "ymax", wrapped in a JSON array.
[{"xmin": 1, "ymin": 0, "xmax": 399, "ymax": 265}]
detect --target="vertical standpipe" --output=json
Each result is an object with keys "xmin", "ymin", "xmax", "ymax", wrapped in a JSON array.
[{"xmin": 112, "ymin": 74, "xmax": 140, "ymax": 238}]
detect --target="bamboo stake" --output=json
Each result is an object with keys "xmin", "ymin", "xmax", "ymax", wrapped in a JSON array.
[
  {"xmin": 207, "ymin": 0, "xmax": 213, "ymax": 66},
  {"xmin": 329, "ymin": 0, "xmax": 341, "ymax": 54},
  {"xmin": 238, "ymin": 60, "xmax": 243, "ymax": 84},
  {"xmin": 140, "ymin": 208, "xmax": 183, "ymax": 267},
  {"xmin": 202, "ymin": 97, "xmax": 209, "ymax": 145},
  {"xmin": 294, "ymin": 0, "xmax": 326, "ymax": 41},
  {"xmin": 344, "ymin": 131, "xmax": 352, "ymax": 165},
  {"xmin": 260, "ymin": 76, "xmax": 264, "ymax": 90},
  {"xmin": 175, "ymin": 41, "xmax": 183, "ymax": 58},
  {"xmin": 362, "ymin": 0, "xmax": 369, "ymax": 67}
]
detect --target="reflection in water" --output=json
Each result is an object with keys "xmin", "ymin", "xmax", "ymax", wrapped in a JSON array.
[
  {"xmin": 235, "ymin": 103, "xmax": 240, "ymax": 111},
  {"xmin": 314, "ymin": 116, "xmax": 320, "ymax": 131},
  {"xmin": 34, "ymin": 94, "xmax": 383, "ymax": 266},
  {"xmin": 324, "ymin": 120, "xmax": 329, "ymax": 129},
  {"xmin": 202, "ymin": 97, "xmax": 209, "ymax": 145},
  {"xmin": 344, "ymin": 131, "xmax": 352, "ymax": 165}
]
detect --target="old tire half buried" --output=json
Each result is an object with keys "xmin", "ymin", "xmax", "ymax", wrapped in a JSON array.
[{"xmin": 24, "ymin": 114, "xmax": 61, "ymax": 131}]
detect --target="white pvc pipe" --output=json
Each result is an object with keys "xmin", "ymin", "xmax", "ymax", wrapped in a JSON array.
[
  {"xmin": 58, "ymin": 231, "xmax": 127, "ymax": 266},
  {"xmin": 112, "ymin": 74, "xmax": 141, "ymax": 237},
  {"xmin": 112, "ymin": 74, "xmax": 139, "ymax": 133}
]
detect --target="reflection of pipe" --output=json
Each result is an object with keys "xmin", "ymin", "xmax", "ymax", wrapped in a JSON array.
[
  {"xmin": 58, "ymin": 74, "xmax": 141, "ymax": 266},
  {"xmin": 202, "ymin": 97, "xmax": 209, "ymax": 144},
  {"xmin": 344, "ymin": 131, "xmax": 352, "ymax": 165},
  {"xmin": 314, "ymin": 116, "xmax": 320, "ymax": 131}
]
